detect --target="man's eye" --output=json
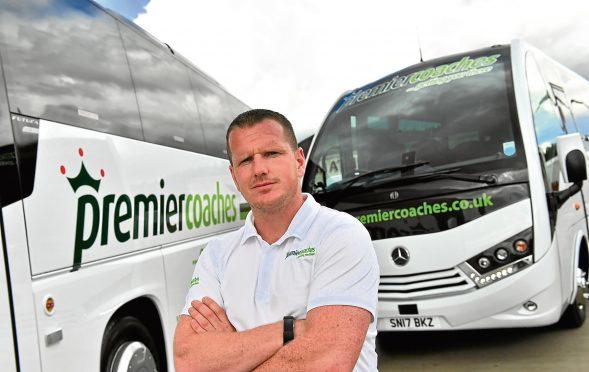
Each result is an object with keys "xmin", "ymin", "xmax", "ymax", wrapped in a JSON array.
[{"xmin": 240, "ymin": 158, "xmax": 252, "ymax": 165}]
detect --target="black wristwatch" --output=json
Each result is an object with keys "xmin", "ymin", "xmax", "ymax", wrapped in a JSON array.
[{"xmin": 283, "ymin": 316, "xmax": 295, "ymax": 345}]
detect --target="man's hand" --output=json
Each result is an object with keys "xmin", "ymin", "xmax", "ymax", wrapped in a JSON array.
[
  {"xmin": 174, "ymin": 304, "xmax": 283, "ymax": 372},
  {"xmin": 187, "ymin": 296, "xmax": 236, "ymax": 334}
]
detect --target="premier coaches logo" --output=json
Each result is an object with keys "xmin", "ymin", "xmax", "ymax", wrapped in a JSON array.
[{"xmin": 62, "ymin": 148, "xmax": 239, "ymax": 270}]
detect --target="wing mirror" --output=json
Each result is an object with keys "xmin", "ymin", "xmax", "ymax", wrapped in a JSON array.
[{"xmin": 556, "ymin": 133, "xmax": 587, "ymax": 184}]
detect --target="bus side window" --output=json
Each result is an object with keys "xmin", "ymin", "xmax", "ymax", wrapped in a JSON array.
[
  {"xmin": 0, "ymin": 0, "xmax": 143, "ymax": 139},
  {"xmin": 190, "ymin": 73, "xmax": 234, "ymax": 159},
  {"xmin": 120, "ymin": 25, "xmax": 206, "ymax": 153},
  {"xmin": 526, "ymin": 53, "xmax": 565, "ymax": 192},
  {"xmin": 550, "ymin": 84, "xmax": 578, "ymax": 134},
  {"xmin": 571, "ymin": 100, "xmax": 589, "ymax": 145}
]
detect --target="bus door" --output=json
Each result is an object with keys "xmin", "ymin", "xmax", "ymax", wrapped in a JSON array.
[
  {"xmin": 550, "ymin": 83, "xmax": 589, "ymax": 225},
  {"xmin": 543, "ymin": 80, "xmax": 589, "ymax": 308}
]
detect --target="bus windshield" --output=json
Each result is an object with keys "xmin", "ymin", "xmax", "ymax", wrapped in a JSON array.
[{"xmin": 305, "ymin": 47, "xmax": 525, "ymax": 193}]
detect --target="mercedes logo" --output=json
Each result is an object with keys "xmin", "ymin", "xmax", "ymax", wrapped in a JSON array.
[
  {"xmin": 389, "ymin": 191, "xmax": 399, "ymax": 200},
  {"xmin": 391, "ymin": 247, "xmax": 410, "ymax": 266}
]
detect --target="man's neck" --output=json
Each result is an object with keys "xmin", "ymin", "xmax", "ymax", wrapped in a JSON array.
[{"xmin": 252, "ymin": 194, "xmax": 306, "ymax": 245}]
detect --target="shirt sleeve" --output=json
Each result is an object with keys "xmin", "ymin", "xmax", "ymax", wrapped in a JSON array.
[
  {"xmin": 180, "ymin": 239, "xmax": 224, "ymax": 315},
  {"xmin": 307, "ymin": 220, "xmax": 379, "ymax": 320}
]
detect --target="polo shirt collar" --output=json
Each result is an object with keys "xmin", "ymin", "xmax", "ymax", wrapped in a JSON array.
[
  {"xmin": 241, "ymin": 212, "xmax": 258, "ymax": 244},
  {"xmin": 240, "ymin": 193, "xmax": 320, "ymax": 246}
]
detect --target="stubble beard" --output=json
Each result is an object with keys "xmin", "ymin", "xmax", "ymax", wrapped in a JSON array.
[
  {"xmin": 248, "ymin": 183, "xmax": 298, "ymax": 215},
  {"xmin": 249, "ymin": 191, "xmax": 291, "ymax": 214}
]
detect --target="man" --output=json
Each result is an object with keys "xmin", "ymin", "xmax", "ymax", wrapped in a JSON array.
[{"xmin": 173, "ymin": 109, "xmax": 379, "ymax": 371}]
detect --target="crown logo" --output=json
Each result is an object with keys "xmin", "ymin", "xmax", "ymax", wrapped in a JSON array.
[{"xmin": 60, "ymin": 148, "xmax": 104, "ymax": 192}]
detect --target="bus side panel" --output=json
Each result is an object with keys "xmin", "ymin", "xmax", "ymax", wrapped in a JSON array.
[
  {"xmin": 555, "ymin": 60, "xmax": 589, "ymax": 306},
  {"xmin": 0, "ymin": 219, "xmax": 17, "ymax": 372},
  {"xmin": 514, "ymin": 43, "xmax": 589, "ymax": 309},
  {"xmin": 34, "ymin": 233, "xmax": 237, "ymax": 372},
  {"xmin": 24, "ymin": 119, "xmax": 242, "ymax": 275},
  {"xmin": 23, "ymin": 119, "xmax": 241, "ymax": 369},
  {"xmin": 32, "ymin": 248, "xmax": 167, "ymax": 371},
  {"xmin": 556, "ymin": 192, "xmax": 587, "ymax": 306}
]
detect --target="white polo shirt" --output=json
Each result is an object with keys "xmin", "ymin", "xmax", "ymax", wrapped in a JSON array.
[{"xmin": 181, "ymin": 194, "xmax": 379, "ymax": 371}]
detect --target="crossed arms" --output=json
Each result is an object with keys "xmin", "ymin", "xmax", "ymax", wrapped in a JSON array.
[{"xmin": 173, "ymin": 297, "xmax": 372, "ymax": 371}]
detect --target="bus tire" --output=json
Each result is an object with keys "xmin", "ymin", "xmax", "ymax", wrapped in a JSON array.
[
  {"xmin": 101, "ymin": 316, "xmax": 162, "ymax": 372},
  {"xmin": 560, "ymin": 267, "xmax": 587, "ymax": 328}
]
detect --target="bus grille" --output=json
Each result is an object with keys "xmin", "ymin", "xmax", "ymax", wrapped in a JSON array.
[{"xmin": 379, "ymin": 267, "xmax": 475, "ymax": 299}]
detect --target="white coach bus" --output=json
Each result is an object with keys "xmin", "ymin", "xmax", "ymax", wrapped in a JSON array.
[
  {"xmin": 302, "ymin": 40, "xmax": 589, "ymax": 331},
  {"xmin": 0, "ymin": 0, "xmax": 249, "ymax": 371}
]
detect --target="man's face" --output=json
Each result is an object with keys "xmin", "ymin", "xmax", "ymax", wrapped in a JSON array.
[{"xmin": 228, "ymin": 119, "xmax": 305, "ymax": 213}]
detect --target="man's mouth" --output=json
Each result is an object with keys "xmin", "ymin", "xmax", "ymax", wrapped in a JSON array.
[{"xmin": 252, "ymin": 181, "xmax": 275, "ymax": 189}]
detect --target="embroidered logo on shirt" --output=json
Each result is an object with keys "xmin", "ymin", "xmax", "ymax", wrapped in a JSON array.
[
  {"xmin": 190, "ymin": 277, "xmax": 200, "ymax": 287},
  {"xmin": 285, "ymin": 246, "xmax": 316, "ymax": 259}
]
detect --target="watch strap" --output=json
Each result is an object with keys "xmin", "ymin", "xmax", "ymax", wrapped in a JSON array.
[{"xmin": 283, "ymin": 316, "xmax": 295, "ymax": 345}]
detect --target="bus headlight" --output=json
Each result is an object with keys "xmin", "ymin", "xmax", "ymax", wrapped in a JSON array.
[
  {"xmin": 478, "ymin": 257, "xmax": 491, "ymax": 269},
  {"xmin": 514, "ymin": 239, "xmax": 528, "ymax": 254},
  {"xmin": 458, "ymin": 227, "xmax": 533, "ymax": 288},
  {"xmin": 495, "ymin": 248, "xmax": 509, "ymax": 262}
]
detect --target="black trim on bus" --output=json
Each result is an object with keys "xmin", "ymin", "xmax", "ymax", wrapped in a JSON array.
[
  {"xmin": 10, "ymin": 114, "xmax": 39, "ymax": 201},
  {"xmin": 318, "ymin": 183, "xmax": 530, "ymax": 241},
  {"xmin": 0, "ymin": 209, "xmax": 21, "ymax": 372},
  {"xmin": 382, "ymin": 273, "xmax": 461, "ymax": 286},
  {"xmin": 0, "ymin": 143, "xmax": 20, "ymax": 206},
  {"xmin": 0, "ymin": 40, "xmax": 23, "ymax": 208},
  {"xmin": 380, "ymin": 267, "xmax": 453, "ymax": 278},
  {"xmin": 379, "ymin": 280, "xmax": 469, "ymax": 294}
]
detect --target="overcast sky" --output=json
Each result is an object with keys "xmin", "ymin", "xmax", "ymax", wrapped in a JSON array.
[{"xmin": 96, "ymin": 0, "xmax": 589, "ymax": 139}]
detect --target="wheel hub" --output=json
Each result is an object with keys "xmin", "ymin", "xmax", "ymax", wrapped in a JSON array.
[{"xmin": 110, "ymin": 341, "xmax": 158, "ymax": 372}]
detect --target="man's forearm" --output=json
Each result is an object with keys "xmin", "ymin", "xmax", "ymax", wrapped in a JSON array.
[
  {"xmin": 254, "ymin": 307, "xmax": 369, "ymax": 371},
  {"xmin": 174, "ymin": 317, "xmax": 283, "ymax": 372},
  {"xmin": 254, "ymin": 332, "xmax": 345, "ymax": 372}
]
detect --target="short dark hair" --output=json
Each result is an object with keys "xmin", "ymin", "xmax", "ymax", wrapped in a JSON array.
[{"xmin": 226, "ymin": 109, "xmax": 298, "ymax": 163}]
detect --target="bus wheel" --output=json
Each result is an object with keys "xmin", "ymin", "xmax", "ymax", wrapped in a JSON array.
[
  {"xmin": 102, "ymin": 316, "xmax": 162, "ymax": 372},
  {"xmin": 560, "ymin": 267, "xmax": 588, "ymax": 328}
]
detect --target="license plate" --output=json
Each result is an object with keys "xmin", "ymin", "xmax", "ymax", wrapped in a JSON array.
[{"xmin": 383, "ymin": 316, "xmax": 441, "ymax": 329}]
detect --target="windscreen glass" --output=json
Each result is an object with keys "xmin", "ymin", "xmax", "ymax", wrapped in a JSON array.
[{"xmin": 304, "ymin": 47, "xmax": 524, "ymax": 193}]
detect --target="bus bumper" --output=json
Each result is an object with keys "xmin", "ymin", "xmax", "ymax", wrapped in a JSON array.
[{"xmin": 376, "ymin": 240, "xmax": 563, "ymax": 331}]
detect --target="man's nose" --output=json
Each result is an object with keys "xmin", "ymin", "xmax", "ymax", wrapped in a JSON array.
[{"xmin": 252, "ymin": 155, "xmax": 269, "ymax": 176}]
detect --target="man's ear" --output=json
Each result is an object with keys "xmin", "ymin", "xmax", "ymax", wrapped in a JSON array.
[{"xmin": 295, "ymin": 147, "xmax": 306, "ymax": 177}]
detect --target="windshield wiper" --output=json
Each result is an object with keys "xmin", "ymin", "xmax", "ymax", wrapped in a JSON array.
[
  {"xmin": 338, "ymin": 161, "xmax": 430, "ymax": 191},
  {"xmin": 345, "ymin": 166, "xmax": 498, "ymax": 190},
  {"xmin": 318, "ymin": 167, "xmax": 498, "ymax": 208},
  {"xmin": 370, "ymin": 167, "xmax": 498, "ymax": 188},
  {"xmin": 418, "ymin": 172, "xmax": 498, "ymax": 185}
]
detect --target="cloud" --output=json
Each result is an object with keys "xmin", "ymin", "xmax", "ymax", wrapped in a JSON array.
[
  {"xmin": 97, "ymin": 0, "xmax": 150, "ymax": 20},
  {"xmin": 0, "ymin": 2, "xmax": 143, "ymax": 135},
  {"xmin": 133, "ymin": 0, "xmax": 589, "ymax": 138}
]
